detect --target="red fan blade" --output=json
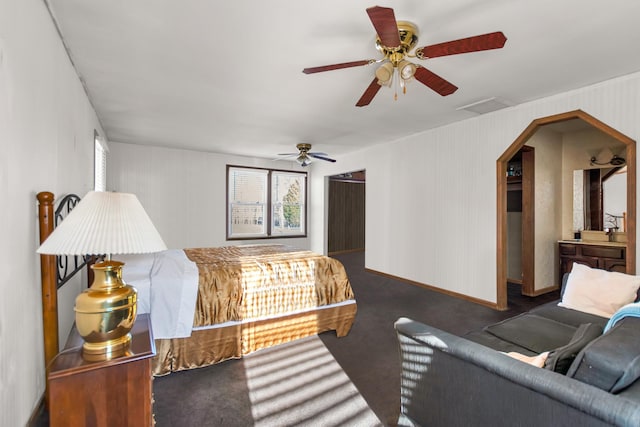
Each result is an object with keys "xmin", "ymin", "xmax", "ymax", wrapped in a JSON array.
[
  {"xmin": 366, "ymin": 6, "xmax": 401, "ymax": 48},
  {"xmin": 414, "ymin": 67, "xmax": 458, "ymax": 96},
  {"xmin": 309, "ymin": 153, "xmax": 336, "ymax": 163},
  {"xmin": 356, "ymin": 78, "xmax": 382, "ymax": 107},
  {"xmin": 416, "ymin": 31, "xmax": 507, "ymax": 59},
  {"xmin": 303, "ymin": 60, "xmax": 373, "ymax": 74}
]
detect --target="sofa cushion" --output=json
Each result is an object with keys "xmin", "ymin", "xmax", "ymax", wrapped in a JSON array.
[
  {"xmin": 543, "ymin": 323, "xmax": 602, "ymax": 374},
  {"xmin": 484, "ymin": 313, "xmax": 577, "ymax": 354},
  {"xmin": 558, "ymin": 263, "xmax": 640, "ymax": 318},
  {"xmin": 567, "ymin": 317, "xmax": 640, "ymax": 393},
  {"xmin": 464, "ymin": 330, "xmax": 537, "ymax": 356},
  {"xmin": 529, "ymin": 302, "xmax": 608, "ymax": 329}
]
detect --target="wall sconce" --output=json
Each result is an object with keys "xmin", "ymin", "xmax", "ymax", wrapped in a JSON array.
[{"xmin": 590, "ymin": 154, "xmax": 626, "ymax": 166}]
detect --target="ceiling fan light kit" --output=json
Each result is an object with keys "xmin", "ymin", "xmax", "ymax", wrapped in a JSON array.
[
  {"xmin": 375, "ymin": 62, "xmax": 395, "ymax": 86},
  {"xmin": 302, "ymin": 6, "xmax": 507, "ymax": 107},
  {"xmin": 398, "ymin": 60, "xmax": 416, "ymax": 81},
  {"xmin": 297, "ymin": 154, "xmax": 312, "ymax": 167},
  {"xmin": 277, "ymin": 143, "xmax": 337, "ymax": 167}
]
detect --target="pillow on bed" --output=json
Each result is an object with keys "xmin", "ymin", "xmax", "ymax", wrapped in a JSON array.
[
  {"xmin": 119, "ymin": 253, "xmax": 157, "ymax": 314},
  {"xmin": 557, "ymin": 263, "xmax": 640, "ymax": 318},
  {"xmin": 119, "ymin": 253, "xmax": 156, "ymax": 278}
]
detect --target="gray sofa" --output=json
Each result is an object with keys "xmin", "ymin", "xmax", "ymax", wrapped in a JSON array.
[{"xmin": 395, "ymin": 301, "xmax": 640, "ymax": 426}]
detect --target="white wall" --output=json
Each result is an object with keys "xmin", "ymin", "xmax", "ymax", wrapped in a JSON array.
[
  {"xmin": 310, "ymin": 72, "xmax": 640, "ymax": 303},
  {"xmin": 107, "ymin": 142, "xmax": 311, "ymax": 250},
  {"xmin": 108, "ymin": 74, "xmax": 640, "ymax": 307},
  {"xmin": 528, "ymin": 129, "xmax": 563, "ymax": 289},
  {"xmin": 0, "ymin": 1, "xmax": 102, "ymax": 425},
  {"xmin": 115, "ymin": 69, "xmax": 640, "ymax": 306}
]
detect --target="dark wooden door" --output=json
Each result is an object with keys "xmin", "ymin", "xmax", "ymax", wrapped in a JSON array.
[{"xmin": 328, "ymin": 179, "xmax": 365, "ymax": 254}]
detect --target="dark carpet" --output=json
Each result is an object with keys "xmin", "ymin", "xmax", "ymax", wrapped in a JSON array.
[
  {"xmin": 318, "ymin": 252, "xmax": 558, "ymax": 426},
  {"xmin": 152, "ymin": 251, "xmax": 558, "ymax": 426},
  {"xmin": 34, "ymin": 251, "xmax": 558, "ymax": 426}
]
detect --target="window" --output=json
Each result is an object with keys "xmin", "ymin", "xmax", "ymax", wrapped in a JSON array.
[
  {"xmin": 227, "ymin": 166, "xmax": 307, "ymax": 239},
  {"xmin": 94, "ymin": 131, "xmax": 108, "ymax": 191}
]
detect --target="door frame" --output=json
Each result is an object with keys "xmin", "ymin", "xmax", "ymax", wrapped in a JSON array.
[
  {"xmin": 505, "ymin": 146, "xmax": 534, "ymax": 295},
  {"xmin": 496, "ymin": 110, "xmax": 636, "ymax": 310}
]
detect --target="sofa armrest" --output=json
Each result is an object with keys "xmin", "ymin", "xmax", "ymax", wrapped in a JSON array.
[{"xmin": 395, "ymin": 317, "xmax": 640, "ymax": 427}]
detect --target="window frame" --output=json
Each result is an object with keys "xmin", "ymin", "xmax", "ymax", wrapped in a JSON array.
[
  {"xmin": 226, "ymin": 165, "xmax": 308, "ymax": 240},
  {"xmin": 94, "ymin": 130, "xmax": 108, "ymax": 192}
]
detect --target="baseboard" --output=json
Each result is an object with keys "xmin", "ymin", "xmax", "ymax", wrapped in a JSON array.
[
  {"xmin": 522, "ymin": 285, "xmax": 560, "ymax": 297},
  {"xmin": 364, "ymin": 268, "xmax": 504, "ymax": 311},
  {"xmin": 328, "ymin": 248, "xmax": 364, "ymax": 256}
]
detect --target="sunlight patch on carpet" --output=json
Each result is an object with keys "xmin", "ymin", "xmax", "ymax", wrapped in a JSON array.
[{"xmin": 244, "ymin": 335, "xmax": 382, "ymax": 426}]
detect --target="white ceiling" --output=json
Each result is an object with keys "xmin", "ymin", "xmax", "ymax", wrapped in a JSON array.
[{"xmin": 46, "ymin": 0, "xmax": 640, "ymax": 161}]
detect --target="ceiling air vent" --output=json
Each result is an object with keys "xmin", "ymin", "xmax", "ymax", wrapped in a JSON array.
[{"xmin": 456, "ymin": 97, "xmax": 512, "ymax": 114}]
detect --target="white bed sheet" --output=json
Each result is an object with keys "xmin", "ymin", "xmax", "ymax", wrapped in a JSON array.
[{"xmin": 120, "ymin": 250, "xmax": 199, "ymax": 339}]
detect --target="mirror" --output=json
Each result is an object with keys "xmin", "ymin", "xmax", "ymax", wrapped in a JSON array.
[{"xmin": 573, "ymin": 165, "xmax": 627, "ymax": 231}]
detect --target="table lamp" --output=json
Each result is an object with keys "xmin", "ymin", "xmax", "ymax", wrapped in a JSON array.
[{"xmin": 37, "ymin": 191, "xmax": 166, "ymax": 361}]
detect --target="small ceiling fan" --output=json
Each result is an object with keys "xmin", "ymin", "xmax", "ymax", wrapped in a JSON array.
[
  {"xmin": 278, "ymin": 143, "xmax": 336, "ymax": 167},
  {"xmin": 302, "ymin": 6, "xmax": 507, "ymax": 107}
]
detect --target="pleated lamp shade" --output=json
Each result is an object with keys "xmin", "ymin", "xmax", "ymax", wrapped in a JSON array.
[{"xmin": 37, "ymin": 191, "xmax": 167, "ymax": 256}]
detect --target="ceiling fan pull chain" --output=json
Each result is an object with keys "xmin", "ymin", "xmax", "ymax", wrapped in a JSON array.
[{"xmin": 394, "ymin": 68, "xmax": 399, "ymax": 101}]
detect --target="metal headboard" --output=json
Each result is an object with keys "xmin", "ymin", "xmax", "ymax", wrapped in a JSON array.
[{"xmin": 54, "ymin": 194, "xmax": 91, "ymax": 288}]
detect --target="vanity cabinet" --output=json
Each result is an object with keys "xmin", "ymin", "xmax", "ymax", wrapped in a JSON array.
[{"xmin": 559, "ymin": 242, "xmax": 626, "ymax": 278}]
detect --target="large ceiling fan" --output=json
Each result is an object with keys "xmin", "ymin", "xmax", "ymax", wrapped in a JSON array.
[
  {"xmin": 302, "ymin": 6, "xmax": 507, "ymax": 107},
  {"xmin": 278, "ymin": 143, "xmax": 336, "ymax": 167}
]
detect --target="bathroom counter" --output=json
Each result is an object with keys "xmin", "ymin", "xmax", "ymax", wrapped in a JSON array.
[
  {"xmin": 558, "ymin": 239, "xmax": 627, "ymax": 248},
  {"xmin": 559, "ymin": 240, "xmax": 627, "ymax": 278}
]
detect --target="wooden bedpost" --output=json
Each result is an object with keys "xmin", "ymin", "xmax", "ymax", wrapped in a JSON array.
[{"xmin": 37, "ymin": 192, "xmax": 59, "ymax": 376}]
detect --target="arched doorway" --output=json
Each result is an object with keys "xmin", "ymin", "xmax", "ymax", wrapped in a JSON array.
[{"xmin": 496, "ymin": 110, "xmax": 636, "ymax": 310}]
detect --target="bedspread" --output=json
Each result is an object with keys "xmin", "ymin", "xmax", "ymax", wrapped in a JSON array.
[{"xmin": 184, "ymin": 245, "xmax": 354, "ymax": 327}]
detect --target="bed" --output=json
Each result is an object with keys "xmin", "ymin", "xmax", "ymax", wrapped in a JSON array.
[{"xmin": 37, "ymin": 191, "xmax": 357, "ymax": 376}]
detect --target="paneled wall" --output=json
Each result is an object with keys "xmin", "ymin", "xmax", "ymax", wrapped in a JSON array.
[
  {"xmin": 310, "ymin": 72, "xmax": 640, "ymax": 304},
  {"xmin": 109, "ymin": 72, "xmax": 640, "ymax": 308},
  {"xmin": 108, "ymin": 143, "xmax": 310, "ymax": 250},
  {"xmin": 328, "ymin": 180, "xmax": 365, "ymax": 254},
  {"xmin": 1, "ymin": 1, "xmax": 102, "ymax": 425}
]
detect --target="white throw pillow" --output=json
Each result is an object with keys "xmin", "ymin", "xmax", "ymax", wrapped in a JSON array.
[{"xmin": 558, "ymin": 262, "xmax": 640, "ymax": 318}]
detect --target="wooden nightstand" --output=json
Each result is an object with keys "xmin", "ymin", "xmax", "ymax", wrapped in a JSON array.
[{"xmin": 48, "ymin": 313, "xmax": 156, "ymax": 426}]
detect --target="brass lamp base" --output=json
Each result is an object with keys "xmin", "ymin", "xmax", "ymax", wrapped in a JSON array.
[
  {"xmin": 81, "ymin": 333, "xmax": 132, "ymax": 362},
  {"xmin": 75, "ymin": 260, "xmax": 137, "ymax": 362}
]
